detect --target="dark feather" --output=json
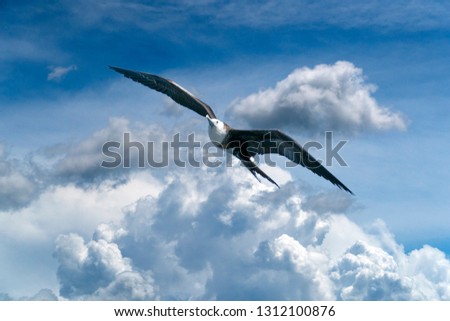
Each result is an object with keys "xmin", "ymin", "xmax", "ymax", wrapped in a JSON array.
[
  {"xmin": 226, "ymin": 129, "xmax": 353, "ymax": 194},
  {"xmin": 232, "ymin": 150, "xmax": 280, "ymax": 188},
  {"xmin": 110, "ymin": 66, "xmax": 216, "ymax": 118}
]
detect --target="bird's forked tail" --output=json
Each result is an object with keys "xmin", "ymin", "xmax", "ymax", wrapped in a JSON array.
[{"xmin": 240, "ymin": 159, "xmax": 280, "ymax": 189}]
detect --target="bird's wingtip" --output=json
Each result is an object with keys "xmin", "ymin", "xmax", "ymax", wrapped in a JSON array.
[
  {"xmin": 109, "ymin": 66, "xmax": 122, "ymax": 72},
  {"xmin": 109, "ymin": 66, "xmax": 136, "ymax": 78},
  {"xmin": 342, "ymin": 186, "xmax": 354, "ymax": 195}
]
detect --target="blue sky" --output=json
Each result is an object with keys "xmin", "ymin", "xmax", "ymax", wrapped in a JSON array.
[{"xmin": 1, "ymin": 0, "xmax": 450, "ymax": 300}]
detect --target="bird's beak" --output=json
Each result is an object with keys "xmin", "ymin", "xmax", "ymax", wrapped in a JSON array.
[{"xmin": 206, "ymin": 115, "xmax": 213, "ymax": 125}]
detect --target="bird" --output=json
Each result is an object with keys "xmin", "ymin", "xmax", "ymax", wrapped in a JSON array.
[{"xmin": 110, "ymin": 66, "xmax": 353, "ymax": 194}]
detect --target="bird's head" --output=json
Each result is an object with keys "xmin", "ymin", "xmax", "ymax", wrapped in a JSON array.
[
  {"xmin": 206, "ymin": 115, "xmax": 227, "ymax": 132},
  {"xmin": 206, "ymin": 115, "xmax": 229, "ymax": 144}
]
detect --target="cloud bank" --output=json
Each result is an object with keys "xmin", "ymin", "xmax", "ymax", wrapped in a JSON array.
[
  {"xmin": 227, "ymin": 61, "xmax": 406, "ymax": 135},
  {"xmin": 50, "ymin": 159, "xmax": 450, "ymax": 300},
  {"xmin": 0, "ymin": 115, "xmax": 448, "ymax": 300}
]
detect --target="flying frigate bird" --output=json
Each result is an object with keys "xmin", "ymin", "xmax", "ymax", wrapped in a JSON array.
[{"xmin": 110, "ymin": 66, "xmax": 353, "ymax": 194}]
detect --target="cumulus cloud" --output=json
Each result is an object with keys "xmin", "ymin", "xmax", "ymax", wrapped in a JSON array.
[
  {"xmin": 52, "ymin": 165, "xmax": 450, "ymax": 300},
  {"xmin": 227, "ymin": 61, "xmax": 406, "ymax": 135},
  {"xmin": 0, "ymin": 289, "xmax": 58, "ymax": 301},
  {"xmin": 33, "ymin": 117, "xmax": 174, "ymax": 186},
  {"xmin": 46, "ymin": 117, "xmax": 130, "ymax": 183},
  {"xmin": 330, "ymin": 241, "xmax": 412, "ymax": 300},
  {"xmin": 53, "ymin": 224, "xmax": 156, "ymax": 300},
  {"xmin": 255, "ymin": 234, "xmax": 335, "ymax": 300},
  {"xmin": 0, "ymin": 145, "xmax": 37, "ymax": 210},
  {"xmin": 47, "ymin": 65, "xmax": 77, "ymax": 81},
  {"xmin": 22, "ymin": 289, "xmax": 58, "ymax": 301},
  {"xmin": 1, "ymin": 116, "xmax": 447, "ymax": 301},
  {"xmin": 0, "ymin": 119, "xmax": 445, "ymax": 301},
  {"xmin": 405, "ymin": 246, "xmax": 450, "ymax": 300}
]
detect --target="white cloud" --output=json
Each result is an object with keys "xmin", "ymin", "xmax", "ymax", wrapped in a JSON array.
[
  {"xmin": 0, "ymin": 145, "xmax": 36, "ymax": 210},
  {"xmin": 53, "ymin": 227, "xmax": 156, "ymax": 300},
  {"xmin": 212, "ymin": 0, "xmax": 450, "ymax": 30},
  {"xmin": 3, "ymin": 289, "xmax": 59, "ymax": 301},
  {"xmin": 60, "ymin": 0, "xmax": 450, "ymax": 32},
  {"xmin": 227, "ymin": 61, "xmax": 406, "ymax": 135},
  {"xmin": 51, "ymin": 165, "xmax": 450, "ymax": 300},
  {"xmin": 259, "ymin": 234, "xmax": 335, "ymax": 300},
  {"xmin": 0, "ymin": 170, "xmax": 35, "ymax": 210},
  {"xmin": 330, "ymin": 241, "xmax": 412, "ymax": 300},
  {"xmin": 24, "ymin": 288, "xmax": 58, "ymax": 301},
  {"xmin": 405, "ymin": 246, "xmax": 450, "ymax": 300},
  {"xmin": 0, "ymin": 172, "xmax": 161, "ymax": 243},
  {"xmin": 0, "ymin": 166, "xmax": 162, "ymax": 297},
  {"xmin": 47, "ymin": 65, "xmax": 77, "ymax": 81},
  {"xmin": 0, "ymin": 36, "xmax": 55, "ymax": 63},
  {"xmin": 1, "ymin": 117, "xmax": 449, "ymax": 301},
  {"xmin": 33, "ymin": 116, "xmax": 175, "ymax": 186},
  {"xmin": 47, "ymin": 117, "xmax": 131, "ymax": 182},
  {"xmin": 91, "ymin": 271, "xmax": 156, "ymax": 300}
]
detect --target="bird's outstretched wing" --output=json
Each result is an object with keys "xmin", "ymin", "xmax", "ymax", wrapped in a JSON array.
[
  {"xmin": 226, "ymin": 129, "xmax": 353, "ymax": 194},
  {"xmin": 110, "ymin": 66, "xmax": 216, "ymax": 119}
]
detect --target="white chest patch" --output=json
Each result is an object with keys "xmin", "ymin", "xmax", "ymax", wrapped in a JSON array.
[{"xmin": 208, "ymin": 119, "xmax": 228, "ymax": 145}]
